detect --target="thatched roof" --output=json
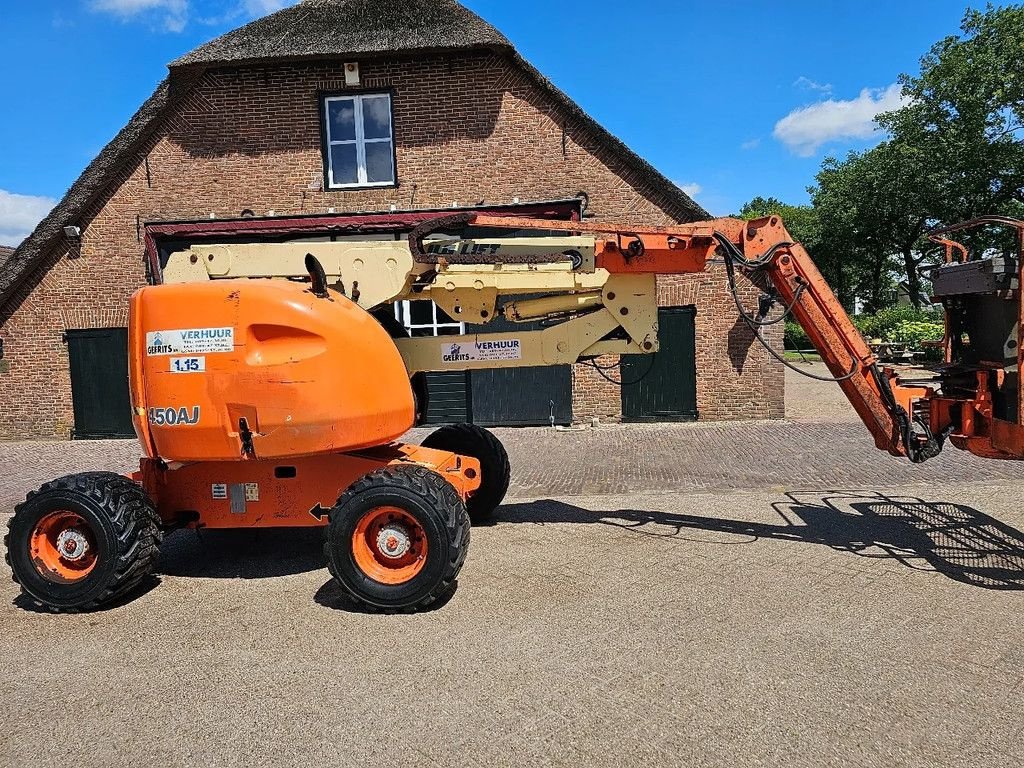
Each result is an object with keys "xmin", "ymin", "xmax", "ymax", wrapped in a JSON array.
[
  {"xmin": 171, "ymin": 0, "xmax": 512, "ymax": 69},
  {"xmin": 0, "ymin": 246, "xmax": 14, "ymax": 275},
  {"xmin": 0, "ymin": 0, "xmax": 706, "ymax": 311}
]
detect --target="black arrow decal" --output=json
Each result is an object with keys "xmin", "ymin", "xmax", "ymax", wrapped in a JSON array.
[{"xmin": 308, "ymin": 503, "xmax": 331, "ymax": 522}]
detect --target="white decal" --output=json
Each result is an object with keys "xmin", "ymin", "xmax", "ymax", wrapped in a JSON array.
[
  {"xmin": 244, "ymin": 483, "xmax": 260, "ymax": 502},
  {"xmin": 170, "ymin": 356, "xmax": 206, "ymax": 373},
  {"xmin": 146, "ymin": 327, "xmax": 233, "ymax": 356},
  {"xmin": 212, "ymin": 484, "xmax": 228, "ymax": 500},
  {"xmin": 441, "ymin": 339, "xmax": 522, "ymax": 364}
]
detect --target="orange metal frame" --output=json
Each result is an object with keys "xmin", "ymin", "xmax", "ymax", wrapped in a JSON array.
[
  {"xmin": 924, "ymin": 217, "xmax": 1024, "ymax": 460},
  {"xmin": 133, "ymin": 444, "xmax": 481, "ymax": 529}
]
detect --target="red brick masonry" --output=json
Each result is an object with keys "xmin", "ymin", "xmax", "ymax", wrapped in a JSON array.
[{"xmin": 0, "ymin": 52, "xmax": 782, "ymax": 438}]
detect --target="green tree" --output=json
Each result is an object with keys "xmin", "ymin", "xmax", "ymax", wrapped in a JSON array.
[
  {"xmin": 812, "ymin": 140, "xmax": 939, "ymax": 309},
  {"xmin": 737, "ymin": 194, "xmax": 868, "ymax": 310},
  {"xmin": 809, "ymin": 5, "xmax": 1024, "ymax": 309},
  {"xmin": 879, "ymin": 4, "xmax": 1024, "ymax": 223}
]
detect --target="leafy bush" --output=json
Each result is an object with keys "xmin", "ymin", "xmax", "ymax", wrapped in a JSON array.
[
  {"xmin": 784, "ymin": 320, "xmax": 809, "ymax": 350},
  {"xmin": 890, "ymin": 320, "xmax": 944, "ymax": 346},
  {"xmin": 851, "ymin": 306, "xmax": 942, "ymax": 342},
  {"xmin": 784, "ymin": 306, "xmax": 943, "ymax": 351}
]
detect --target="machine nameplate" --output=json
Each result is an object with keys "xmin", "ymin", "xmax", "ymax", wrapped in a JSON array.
[
  {"xmin": 146, "ymin": 327, "xmax": 234, "ymax": 356},
  {"xmin": 441, "ymin": 339, "xmax": 522, "ymax": 363}
]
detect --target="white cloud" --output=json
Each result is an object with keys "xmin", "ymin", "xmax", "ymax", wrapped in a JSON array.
[
  {"xmin": 740, "ymin": 138, "xmax": 761, "ymax": 151},
  {"xmin": 89, "ymin": 0, "xmax": 295, "ymax": 31},
  {"xmin": 793, "ymin": 76, "xmax": 833, "ymax": 96},
  {"xmin": 0, "ymin": 190, "xmax": 57, "ymax": 248},
  {"xmin": 772, "ymin": 84, "xmax": 909, "ymax": 157},
  {"xmin": 241, "ymin": 0, "xmax": 296, "ymax": 14},
  {"xmin": 90, "ymin": 0, "xmax": 188, "ymax": 32},
  {"xmin": 676, "ymin": 182, "xmax": 702, "ymax": 198}
]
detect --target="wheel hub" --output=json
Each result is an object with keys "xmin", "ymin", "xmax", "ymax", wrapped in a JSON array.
[
  {"xmin": 376, "ymin": 524, "xmax": 412, "ymax": 559},
  {"xmin": 55, "ymin": 528, "xmax": 90, "ymax": 562}
]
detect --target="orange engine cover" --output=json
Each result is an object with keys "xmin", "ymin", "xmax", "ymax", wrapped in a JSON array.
[{"xmin": 128, "ymin": 279, "xmax": 414, "ymax": 462}]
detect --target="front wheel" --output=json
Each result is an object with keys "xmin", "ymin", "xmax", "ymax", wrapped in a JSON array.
[
  {"xmin": 422, "ymin": 424, "xmax": 510, "ymax": 524},
  {"xmin": 5, "ymin": 472, "xmax": 162, "ymax": 612},
  {"xmin": 324, "ymin": 465, "xmax": 470, "ymax": 613}
]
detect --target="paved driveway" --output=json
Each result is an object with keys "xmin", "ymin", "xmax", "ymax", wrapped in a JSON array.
[{"xmin": 2, "ymin": 366, "xmax": 1022, "ymax": 767}]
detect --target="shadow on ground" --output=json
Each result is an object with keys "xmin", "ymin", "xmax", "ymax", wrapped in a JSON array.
[
  {"xmin": 312, "ymin": 578, "xmax": 457, "ymax": 613},
  {"xmin": 158, "ymin": 527, "xmax": 326, "ymax": 578},
  {"xmin": 13, "ymin": 575, "xmax": 162, "ymax": 613},
  {"xmin": 152, "ymin": 491, "xmax": 1024, "ymax": 591},
  {"xmin": 499, "ymin": 490, "xmax": 1024, "ymax": 590},
  {"xmin": 158, "ymin": 528, "xmax": 458, "ymax": 613}
]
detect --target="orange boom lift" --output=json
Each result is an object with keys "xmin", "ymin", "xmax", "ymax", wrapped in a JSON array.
[{"xmin": 6, "ymin": 213, "xmax": 1023, "ymax": 612}]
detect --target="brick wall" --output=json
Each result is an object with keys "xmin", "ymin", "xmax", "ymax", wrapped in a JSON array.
[{"xmin": 0, "ymin": 51, "xmax": 783, "ymax": 439}]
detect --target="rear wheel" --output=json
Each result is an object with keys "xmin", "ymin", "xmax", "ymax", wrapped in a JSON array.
[
  {"xmin": 422, "ymin": 424, "xmax": 510, "ymax": 524},
  {"xmin": 5, "ymin": 472, "xmax": 162, "ymax": 612},
  {"xmin": 324, "ymin": 465, "xmax": 470, "ymax": 612}
]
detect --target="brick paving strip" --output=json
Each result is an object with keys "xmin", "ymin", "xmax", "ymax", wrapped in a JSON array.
[{"xmin": 2, "ymin": 420, "xmax": 1018, "ymax": 513}]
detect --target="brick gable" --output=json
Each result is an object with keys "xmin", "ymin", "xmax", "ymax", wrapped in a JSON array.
[{"xmin": 0, "ymin": 52, "xmax": 781, "ymax": 438}]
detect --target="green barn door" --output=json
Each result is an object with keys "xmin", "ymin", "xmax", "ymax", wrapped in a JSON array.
[
  {"xmin": 620, "ymin": 306, "xmax": 698, "ymax": 422},
  {"xmin": 66, "ymin": 328, "xmax": 134, "ymax": 439}
]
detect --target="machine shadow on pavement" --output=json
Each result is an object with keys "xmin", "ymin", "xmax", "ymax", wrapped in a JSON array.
[
  {"xmin": 311, "ymin": 578, "xmax": 457, "ymax": 614},
  {"xmin": 158, "ymin": 527, "xmax": 326, "ymax": 579},
  {"xmin": 499, "ymin": 491, "xmax": 1024, "ymax": 590}
]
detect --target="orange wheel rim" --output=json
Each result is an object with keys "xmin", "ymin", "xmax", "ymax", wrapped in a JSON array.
[
  {"xmin": 29, "ymin": 511, "xmax": 98, "ymax": 584},
  {"xmin": 351, "ymin": 506, "xmax": 428, "ymax": 585}
]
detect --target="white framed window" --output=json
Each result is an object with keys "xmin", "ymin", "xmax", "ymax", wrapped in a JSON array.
[
  {"xmin": 322, "ymin": 93, "xmax": 395, "ymax": 188},
  {"xmin": 394, "ymin": 301, "xmax": 464, "ymax": 337}
]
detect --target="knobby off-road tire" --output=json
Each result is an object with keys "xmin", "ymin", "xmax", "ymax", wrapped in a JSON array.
[
  {"xmin": 5, "ymin": 472, "xmax": 162, "ymax": 612},
  {"xmin": 421, "ymin": 424, "xmax": 510, "ymax": 524},
  {"xmin": 324, "ymin": 465, "xmax": 470, "ymax": 613}
]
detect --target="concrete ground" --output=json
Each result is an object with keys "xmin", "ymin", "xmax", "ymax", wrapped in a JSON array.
[{"xmin": 1, "ymin": 364, "xmax": 1022, "ymax": 767}]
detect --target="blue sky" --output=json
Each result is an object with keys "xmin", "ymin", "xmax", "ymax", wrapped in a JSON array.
[{"xmin": 0, "ymin": 0, "xmax": 988, "ymax": 245}]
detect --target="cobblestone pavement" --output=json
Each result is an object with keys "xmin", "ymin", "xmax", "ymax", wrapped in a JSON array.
[
  {"xmin": 3, "ymin": 400, "xmax": 1022, "ymax": 512},
  {"xmin": 784, "ymin": 360, "xmax": 864, "ymax": 422},
  {"xmin": 2, "ymin": 366, "xmax": 1023, "ymax": 767},
  {"xmin": 2, "ymin": 481, "xmax": 1022, "ymax": 768}
]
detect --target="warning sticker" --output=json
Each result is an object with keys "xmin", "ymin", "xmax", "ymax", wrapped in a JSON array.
[
  {"xmin": 146, "ymin": 327, "xmax": 234, "ymax": 356},
  {"xmin": 441, "ymin": 339, "xmax": 522, "ymax": 364},
  {"xmin": 211, "ymin": 483, "xmax": 228, "ymax": 500}
]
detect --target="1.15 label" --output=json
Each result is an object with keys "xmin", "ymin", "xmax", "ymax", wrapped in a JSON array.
[{"xmin": 170, "ymin": 356, "xmax": 205, "ymax": 373}]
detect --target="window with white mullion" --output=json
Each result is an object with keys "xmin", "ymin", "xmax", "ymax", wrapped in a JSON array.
[
  {"xmin": 323, "ymin": 93, "xmax": 395, "ymax": 189},
  {"xmin": 395, "ymin": 300, "xmax": 464, "ymax": 337}
]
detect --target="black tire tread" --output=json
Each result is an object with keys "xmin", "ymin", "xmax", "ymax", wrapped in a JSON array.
[
  {"xmin": 421, "ymin": 423, "xmax": 510, "ymax": 523},
  {"xmin": 324, "ymin": 464, "xmax": 470, "ymax": 613},
  {"xmin": 5, "ymin": 472, "xmax": 163, "ymax": 613}
]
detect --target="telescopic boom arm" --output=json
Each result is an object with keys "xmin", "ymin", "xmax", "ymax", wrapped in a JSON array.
[
  {"xmin": 165, "ymin": 211, "xmax": 1006, "ymax": 463},
  {"xmin": 421, "ymin": 213, "xmax": 939, "ymax": 460}
]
